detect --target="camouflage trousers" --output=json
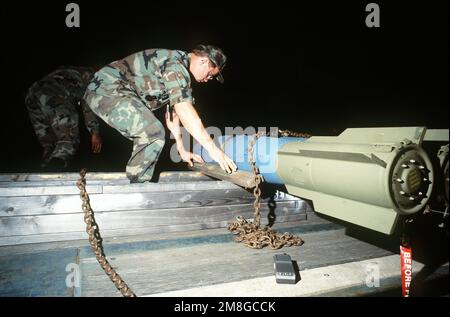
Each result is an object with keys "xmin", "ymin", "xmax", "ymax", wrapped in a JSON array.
[
  {"xmin": 84, "ymin": 90, "xmax": 165, "ymax": 182},
  {"xmin": 25, "ymin": 90, "xmax": 80, "ymax": 166}
]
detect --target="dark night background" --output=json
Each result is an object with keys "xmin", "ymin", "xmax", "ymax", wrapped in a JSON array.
[{"xmin": 0, "ymin": 1, "xmax": 448, "ymax": 174}]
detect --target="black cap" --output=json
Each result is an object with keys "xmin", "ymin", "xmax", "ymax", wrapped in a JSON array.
[{"xmin": 195, "ymin": 44, "xmax": 227, "ymax": 83}]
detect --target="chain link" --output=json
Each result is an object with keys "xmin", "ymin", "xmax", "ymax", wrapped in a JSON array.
[
  {"xmin": 227, "ymin": 131, "xmax": 305, "ymax": 249},
  {"xmin": 76, "ymin": 169, "xmax": 136, "ymax": 297}
]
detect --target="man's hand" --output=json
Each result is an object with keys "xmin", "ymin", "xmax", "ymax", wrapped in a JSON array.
[
  {"xmin": 208, "ymin": 147, "xmax": 237, "ymax": 174},
  {"xmin": 179, "ymin": 149, "xmax": 204, "ymax": 167},
  {"xmin": 91, "ymin": 133, "xmax": 102, "ymax": 153},
  {"xmin": 165, "ymin": 110, "xmax": 179, "ymax": 134},
  {"xmin": 172, "ymin": 101, "xmax": 237, "ymax": 173}
]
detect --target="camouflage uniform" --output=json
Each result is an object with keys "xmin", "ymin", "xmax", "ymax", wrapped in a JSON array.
[
  {"xmin": 25, "ymin": 66, "xmax": 100, "ymax": 167},
  {"xmin": 84, "ymin": 49, "xmax": 194, "ymax": 182}
]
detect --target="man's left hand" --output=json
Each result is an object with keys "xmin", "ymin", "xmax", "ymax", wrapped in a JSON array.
[
  {"xmin": 179, "ymin": 149, "xmax": 204, "ymax": 167},
  {"xmin": 91, "ymin": 133, "xmax": 102, "ymax": 153}
]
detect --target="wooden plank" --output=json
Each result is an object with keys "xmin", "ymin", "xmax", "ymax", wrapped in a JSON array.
[
  {"xmin": 0, "ymin": 185, "xmax": 103, "ymax": 197},
  {"xmin": 101, "ymin": 181, "xmax": 241, "ymax": 194},
  {"xmin": 0, "ymin": 213, "xmax": 307, "ymax": 246},
  {"xmin": 0, "ymin": 218, "xmax": 344, "ymax": 296},
  {"xmin": 0, "ymin": 218, "xmax": 317, "ymax": 253},
  {"xmin": 189, "ymin": 163, "xmax": 256, "ymax": 188},
  {"xmin": 158, "ymin": 171, "xmax": 215, "ymax": 183},
  {"xmin": 146, "ymin": 255, "xmax": 440, "ymax": 297},
  {"xmin": 0, "ymin": 200, "xmax": 304, "ymax": 236},
  {"xmin": 78, "ymin": 228, "xmax": 393, "ymax": 296},
  {"xmin": 0, "ymin": 172, "xmax": 126, "ymax": 182},
  {"xmin": 0, "ymin": 171, "xmax": 213, "ymax": 182},
  {"xmin": 0, "ymin": 189, "xmax": 303, "ymax": 217},
  {"xmin": 0, "ymin": 180, "xmax": 131, "ymax": 187},
  {"xmin": 0, "ymin": 201, "xmax": 303, "ymax": 237},
  {"xmin": 0, "ymin": 180, "xmax": 237, "ymax": 197},
  {"xmin": 0, "ymin": 247, "xmax": 79, "ymax": 297}
]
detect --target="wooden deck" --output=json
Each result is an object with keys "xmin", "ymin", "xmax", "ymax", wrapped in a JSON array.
[
  {"xmin": 0, "ymin": 171, "xmax": 306, "ymax": 246},
  {"xmin": 0, "ymin": 213, "xmax": 395, "ymax": 297},
  {"xmin": 0, "ymin": 172, "xmax": 448, "ymax": 297}
]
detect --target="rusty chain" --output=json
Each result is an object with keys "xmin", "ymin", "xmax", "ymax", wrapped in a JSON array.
[
  {"xmin": 278, "ymin": 129, "xmax": 311, "ymax": 138},
  {"xmin": 76, "ymin": 169, "xmax": 136, "ymax": 297},
  {"xmin": 227, "ymin": 131, "xmax": 305, "ymax": 249},
  {"xmin": 75, "ymin": 129, "xmax": 309, "ymax": 293}
]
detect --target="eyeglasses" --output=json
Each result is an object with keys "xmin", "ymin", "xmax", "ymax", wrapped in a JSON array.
[
  {"xmin": 206, "ymin": 67, "xmax": 219, "ymax": 80},
  {"xmin": 206, "ymin": 72, "xmax": 216, "ymax": 80}
]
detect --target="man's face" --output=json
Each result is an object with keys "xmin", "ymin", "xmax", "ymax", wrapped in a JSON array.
[{"xmin": 192, "ymin": 57, "xmax": 219, "ymax": 83}]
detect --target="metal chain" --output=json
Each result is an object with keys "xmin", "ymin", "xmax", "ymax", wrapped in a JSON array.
[
  {"xmin": 278, "ymin": 129, "xmax": 311, "ymax": 139},
  {"xmin": 227, "ymin": 132, "xmax": 305, "ymax": 249},
  {"xmin": 76, "ymin": 169, "xmax": 136, "ymax": 297}
]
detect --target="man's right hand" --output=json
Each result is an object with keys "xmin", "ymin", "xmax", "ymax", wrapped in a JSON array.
[
  {"xmin": 208, "ymin": 147, "xmax": 237, "ymax": 174},
  {"xmin": 172, "ymin": 101, "xmax": 237, "ymax": 174}
]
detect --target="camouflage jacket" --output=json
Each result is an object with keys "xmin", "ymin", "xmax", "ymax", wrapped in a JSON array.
[
  {"xmin": 88, "ymin": 49, "xmax": 194, "ymax": 111},
  {"xmin": 27, "ymin": 66, "xmax": 100, "ymax": 134}
]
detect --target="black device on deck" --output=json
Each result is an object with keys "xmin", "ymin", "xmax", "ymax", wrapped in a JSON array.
[{"xmin": 273, "ymin": 253, "xmax": 299, "ymax": 284}]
